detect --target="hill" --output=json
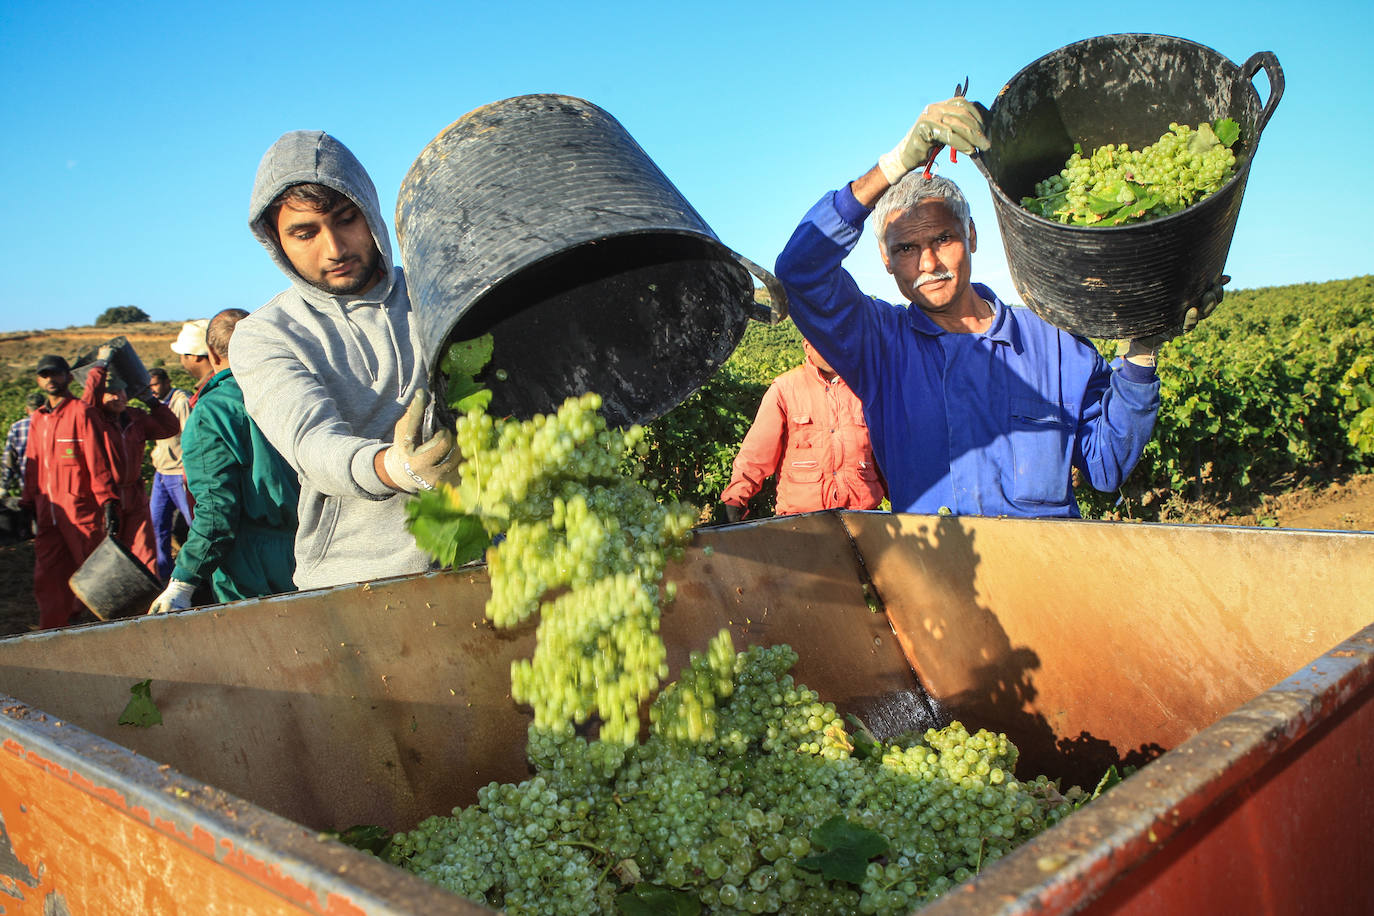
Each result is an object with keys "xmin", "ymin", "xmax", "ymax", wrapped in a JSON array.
[{"xmin": 0, "ymin": 321, "xmax": 189, "ymax": 386}]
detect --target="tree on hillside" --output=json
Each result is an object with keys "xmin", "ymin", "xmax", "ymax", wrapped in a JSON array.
[{"xmin": 95, "ymin": 305, "xmax": 150, "ymax": 326}]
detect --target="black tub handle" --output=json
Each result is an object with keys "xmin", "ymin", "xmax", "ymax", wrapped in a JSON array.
[
  {"xmin": 732, "ymin": 251, "xmax": 789, "ymax": 324},
  {"xmin": 1242, "ymin": 51, "xmax": 1284, "ymax": 140}
]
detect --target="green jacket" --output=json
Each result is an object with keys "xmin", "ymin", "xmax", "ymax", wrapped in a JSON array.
[{"xmin": 173, "ymin": 368, "xmax": 299, "ymax": 602}]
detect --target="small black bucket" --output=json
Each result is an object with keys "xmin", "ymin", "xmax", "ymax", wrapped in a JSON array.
[
  {"xmin": 396, "ymin": 94, "xmax": 786, "ymax": 428},
  {"xmin": 974, "ymin": 35, "xmax": 1283, "ymax": 338},
  {"xmin": 71, "ymin": 336, "xmax": 152, "ymax": 394},
  {"xmin": 69, "ymin": 536, "xmax": 161, "ymax": 620}
]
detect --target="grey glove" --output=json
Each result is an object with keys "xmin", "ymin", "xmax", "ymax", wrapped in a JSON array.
[
  {"xmin": 877, "ymin": 96, "xmax": 989, "ymax": 185},
  {"xmin": 382, "ymin": 391, "xmax": 456, "ymax": 493},
  {"xmin": 724, "ymin": 503, "xmax": 745, "ymax": 524},
  {"xmin": 1120, "ymin": 276, "xmax": 1228, "ymax": 365}
]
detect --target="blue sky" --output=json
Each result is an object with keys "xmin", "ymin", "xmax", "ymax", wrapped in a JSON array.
[{"xmin": 1, "ymin": 0, "xmax": 1369, "ymax": 334}]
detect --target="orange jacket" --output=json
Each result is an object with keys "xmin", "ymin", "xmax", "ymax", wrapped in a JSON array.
[{"xmin": 721, "ymin": 358, "xmax": 885, "ymax": 516}]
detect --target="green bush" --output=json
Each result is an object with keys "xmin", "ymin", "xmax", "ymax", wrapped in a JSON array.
[
  {"xmin": 1077, "ymin": 275, "xmax": 1374, "ymax": 518},
  {"xmin": 639, "ymin": 319, "xmax": 804, "ymax": 522},
  {"xmin": 95, "ymin": 305, "xmax": 150, "ymax": 326}
]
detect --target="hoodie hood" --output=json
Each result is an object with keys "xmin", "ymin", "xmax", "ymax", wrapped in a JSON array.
[{"xmin": 249, "ymin": 130, "xmax": 396, "ymax": 307}]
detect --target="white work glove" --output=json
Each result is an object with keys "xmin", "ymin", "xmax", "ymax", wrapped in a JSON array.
[
  {"xmin": 878, "ymin": 96, "xmax": 990, "ymax": 185},
  {"xmin": 1118, "ymin": 276, "xmax": 1228, "ymax": 367},
  {"xmin": 148, "ymin": 579, "xmax": 195, "ymax": 615},
  {"xmin": 96, "ymin": 345, "xmax": 115, "ymax": 362},
  {"xmin": 383, "ymin": 391, "xmax": 456, "ymax": 493}
]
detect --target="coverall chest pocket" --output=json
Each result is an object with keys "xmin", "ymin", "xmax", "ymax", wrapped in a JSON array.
[
  {"xmin": 787, "ymin": 415, "xmax": 818, "ymax": 450},
  {"xmin": 1008, "ymin": 397, "xmax": 1072, "ymax": 506},
  {"xmin": 54, "ymin": 440, "xmax": 97, "ymax": 514}
]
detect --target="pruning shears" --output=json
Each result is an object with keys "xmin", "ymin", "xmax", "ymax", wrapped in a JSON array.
[{"xmin": 922, "ymin": 76, "xmax": 970, "ymax": 180}]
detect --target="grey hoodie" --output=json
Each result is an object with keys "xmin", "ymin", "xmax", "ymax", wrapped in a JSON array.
[{"xmin": 232, "ymin": 130, "xmax": 432, "ymax": 590}]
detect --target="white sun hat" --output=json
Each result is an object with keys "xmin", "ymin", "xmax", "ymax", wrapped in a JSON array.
[{"xmin": 170, "ymin": 319, "xmax": 210, "ymax": 356}]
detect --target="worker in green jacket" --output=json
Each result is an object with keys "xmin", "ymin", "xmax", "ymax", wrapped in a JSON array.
[{"xmin": 148, "ymin": 308, "xmax": 300, "ymax": 613}]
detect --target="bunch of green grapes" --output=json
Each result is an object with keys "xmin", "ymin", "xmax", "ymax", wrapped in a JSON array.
[
  {"xmin": 387, "ymin": 632, "xmax": 1079, "ymax": 915},
  {"xmin": 1022, "ymin": 119, "xmax": 1240, "ymax": 226},
  {"xmin": 440, "ymin": 392, "xmax": 696, "ymax": 745}
]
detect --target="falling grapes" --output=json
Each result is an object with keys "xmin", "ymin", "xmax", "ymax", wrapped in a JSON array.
[
  {"xmin": 394, "ymin": 349, "xmax": 1089, "ymax": 914},
  {"xmin": 438, "ymin": 391, "xmax": 696, "ymax": 745},
  {"xmin": 1021, "ymin": 119, "xmax": 1240, "ymax": 227}
]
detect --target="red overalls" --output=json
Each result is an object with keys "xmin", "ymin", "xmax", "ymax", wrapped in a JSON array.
[
  {"xmin": 82, "ymin": 363, "xmax": 181, "ymax": 578},
  {"xmin": 23, "ymin": 395, "xmax": 120, "ymax": 628}
]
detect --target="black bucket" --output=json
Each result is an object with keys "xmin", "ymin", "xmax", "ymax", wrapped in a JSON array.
[
  {"xmin": 396, "ymin": 94, "xmax": 786, "ymax": 428},
  {"xmin": 69, "ymin": 536, "xmax": 162, "ymax": 620},
  {"xmin": 974, "ymin": 35, "xmax": 1283, "ymax": 339},
  {"xmin": 71, "ymin": 336, "xmax": 152, "ymax": 394}
]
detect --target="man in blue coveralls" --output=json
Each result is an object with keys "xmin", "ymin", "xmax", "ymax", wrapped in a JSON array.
[{"xmin": 774, "ymin": 94, "xmax": 1220, "ymax": 518}]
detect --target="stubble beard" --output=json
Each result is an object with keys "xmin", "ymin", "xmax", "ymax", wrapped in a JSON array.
[{"xmin": 308, "ymin": 246, "xmax": 382, "ymax": 296}]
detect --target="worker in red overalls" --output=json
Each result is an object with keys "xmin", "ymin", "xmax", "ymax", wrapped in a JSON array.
[
  {"xmin": 721, "ymin": 339, "xmax": 887, "ymax": 521},
  {"xmin": 22, "ymin": 354, "xmax": 121, "ymax": 628},
  {"xmin": 81, "ymin": 343, "xmax": 181, "ymax": 578}
]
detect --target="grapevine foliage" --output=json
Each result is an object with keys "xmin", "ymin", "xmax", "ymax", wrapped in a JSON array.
[{"xmin": 1077, "ymin": 276, "xmax": 1374, "ymax": 519}]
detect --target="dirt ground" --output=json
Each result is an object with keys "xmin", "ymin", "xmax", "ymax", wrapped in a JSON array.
[{"xmin": 4, "ymin": 475, "xmax": 1372, "ymax": 640}]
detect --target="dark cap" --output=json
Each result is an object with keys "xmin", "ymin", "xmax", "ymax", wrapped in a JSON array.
[{"xmin": 36, "ymin": 355, "xmax": 71, "ymax": 374}]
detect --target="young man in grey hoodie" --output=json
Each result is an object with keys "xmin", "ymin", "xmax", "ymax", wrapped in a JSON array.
[{"xmin": 232, "ymin": 130, "xmax": 454, "ymax": 591}]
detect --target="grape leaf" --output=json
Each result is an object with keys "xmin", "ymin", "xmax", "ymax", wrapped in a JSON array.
[
  {"xmin": 440, "ymin": 334, "xmax": 495, "ymax": 379},
  {"xmin": 615, "ymin": 884, "xmax": 701, "ymax": 916},
  {"xmin": 1188, "ymin": 122, "xmax": 1221, "ymax": 157},
  {"xmin": 447, "ymin": 379, "xmax": 493, "ymax": 414},
  {"xmin": 324, "ymin": 824, "xmax": 391, "ymax": 856},
  {"xmin": 845, "ymin": 713, "xmax": 882, "ymax": 760},
  {"xmin": 796, "ymin": 816, "xmax": 889, "ymax": 884},
  {"xmin": 118, "ymin": 679, "xmax": 162, "ymax": 727},
  {"xmin": 1214, "ymin": 118, "xmax": 1241, "ymax": 149},
  {"xmin": 440, "ymin": 334, "xmax": 496, "ymax": 413},
  {"xmin": 404, "ymin": 489, "xmax": 488, "ymax": 568}
]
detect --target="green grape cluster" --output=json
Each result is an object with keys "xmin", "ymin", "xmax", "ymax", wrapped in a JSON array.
[
  {"xmin": 442, "ymin": 391, "xmax": 696, "ymax": 745},
  {"xmin": 387, "ymin": 633, "xmax": 1079, "ymax": 915},
  {"xmin": 1021, "ymin": 119, "xmax": 1240, "ymax": 226}
]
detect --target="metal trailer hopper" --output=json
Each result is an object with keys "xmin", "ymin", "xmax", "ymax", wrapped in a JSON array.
[{"xmin": 0, "ymin": 512, "xmax": 1370, "ymax": 915}]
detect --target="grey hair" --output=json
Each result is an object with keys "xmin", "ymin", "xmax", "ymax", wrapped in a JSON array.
[{"xmin": 871, "ymin": 172, "xmax": 972, "ymax": 244}]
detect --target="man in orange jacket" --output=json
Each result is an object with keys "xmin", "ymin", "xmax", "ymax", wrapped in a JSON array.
[
  {"xmin": 22, "ymin": 355, "xmax": 121, "ymax": 628},
  {"xmin": 720, "ymin": 339, "xmax": 886, "ymax": 521}
]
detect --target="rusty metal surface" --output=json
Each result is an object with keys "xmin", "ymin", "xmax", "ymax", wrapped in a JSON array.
[
  {"xmin": 0, "ymin": 693, "xmax": 488, "ymax": 915},
  {"xmin": 0, "ymin": 567, "xmax": 534, "ymax": 835},
  {"xmin": 0, "ymin": 513, "xmax": 1370, "ymax": 913},
  {"xmin": 0, "ymin": 514, "xmax": 921, "ymax": 832},
  {"xmin": 917, "ymin": 620, "xmax": 1374, "ymax": 916},
  {"xmin": 844, "ymin": 513, "xmax": 1374, "ymax": 787}
]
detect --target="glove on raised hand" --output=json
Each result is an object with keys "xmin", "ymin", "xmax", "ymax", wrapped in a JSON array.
[
  {"xmin": 96, "ymin": 345, "xmax": 115, "ymax": 363},
  {"xmin": 1119, "ymin": 276, "xmax": 1229, "ymax": 366},
  {"xmin": 102, "ymin": 500, "xmax": 120, "ymax": 537},
  {"xmin": 147, "ymin": 579, "xmax": 195, "ymax": 615},
  {"xmin": 878, "ymin": 96, "xmax": 990, "ymax": 185},
  {"xmin": 382, "ymin": 391, "xmax": 456, "ymax": 493}
]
